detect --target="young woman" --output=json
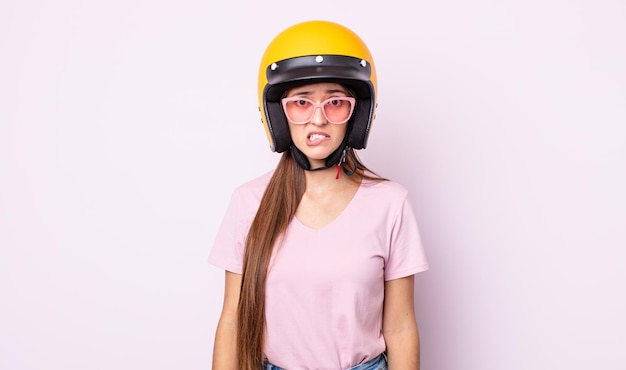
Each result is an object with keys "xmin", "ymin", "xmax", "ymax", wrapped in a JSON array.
[{"xmin": 209, "ymin": 20, "xmax": 429, "ymax": 370}]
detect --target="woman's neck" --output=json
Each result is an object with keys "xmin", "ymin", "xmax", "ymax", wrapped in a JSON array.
[{"xmin": 303, "ymin": 165, "xmax": 359, "ymax": 192}]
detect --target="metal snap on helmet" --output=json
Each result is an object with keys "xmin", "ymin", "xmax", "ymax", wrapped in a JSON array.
[{"xmin": 258, "ymin": 20, "xmax": 378, "ymax": 153}]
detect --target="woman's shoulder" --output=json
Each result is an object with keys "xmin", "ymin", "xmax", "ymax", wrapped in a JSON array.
[
  {"xmin": 360, "ymin": 177, "xmax": 409, "ymax": 199},
  {"xmin": 355, "ymin": 178, "xmax": 413, "ymax": 219}
]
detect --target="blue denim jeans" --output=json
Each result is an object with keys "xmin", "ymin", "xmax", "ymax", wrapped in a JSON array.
[{"xmin": 263, "ymin": 352, "xmax": 387, "ymax": 370}]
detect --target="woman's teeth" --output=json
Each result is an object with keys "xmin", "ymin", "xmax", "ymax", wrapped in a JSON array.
[{"xmin": 309, "ymin": 134, "xmax": 327, "ymax": 140}]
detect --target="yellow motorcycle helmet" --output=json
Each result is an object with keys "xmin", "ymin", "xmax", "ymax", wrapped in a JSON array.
[{"xmin": 258, "ymin": 20, "xmax": 378, "ymax": 155}]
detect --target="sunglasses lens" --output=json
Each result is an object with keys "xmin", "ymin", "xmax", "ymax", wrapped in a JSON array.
[
  {"xmin": 323, "ymin": 98, "xmax": 353, "ymax": 123},
  {"xmin": 284, "ymin": 99, "xmax": 314, "ymax": 123}
]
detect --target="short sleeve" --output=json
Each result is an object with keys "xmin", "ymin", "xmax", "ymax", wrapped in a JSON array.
[
  {"xmin": 208, "ymin": 189, "xmax": 247, "ymax": 274},
  {"xmin": 384, "ymin": 196, "xmax": 429, "ymax": 280},
  {"xmin": 208, "ymin": 171, "xmax": 272, "ymax": 274}
]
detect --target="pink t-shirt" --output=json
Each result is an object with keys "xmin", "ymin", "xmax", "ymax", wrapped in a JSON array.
[{"xmin": 209, "ymin": 171, "xmax": 429, "ymax": 369}]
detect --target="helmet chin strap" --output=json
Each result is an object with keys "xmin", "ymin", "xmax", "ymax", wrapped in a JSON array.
[
  {"xmin": 290, "ymin": 136, "xmax": 356, "ymax": 178},
  {"xmin": 290, "ymin": 144, "xmax": 344, "ymax": 171}
]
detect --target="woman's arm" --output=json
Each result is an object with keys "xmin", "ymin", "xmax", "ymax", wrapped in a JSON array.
[
  {"xmin": 383, "ymin": 274, "xmax": 420, "ymax": 370},
  {"xmin": 212, "ymin": 271, "xmax": 242, "ymax": 370}
]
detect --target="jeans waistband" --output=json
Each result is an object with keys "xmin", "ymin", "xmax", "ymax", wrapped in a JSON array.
[{"xmin": 263, "ymin": 352, "xmax": 387, "ymax": 370}]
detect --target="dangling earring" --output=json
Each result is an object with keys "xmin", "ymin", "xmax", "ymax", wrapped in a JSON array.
[{"xmin": 335, "ymin": 148, "xmax": 347, "ymax": 180}]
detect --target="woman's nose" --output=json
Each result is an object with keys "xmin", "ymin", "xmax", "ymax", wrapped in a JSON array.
[{"xmin": 309, "ymin": 106, "xmax": 328, "ymax": 126}]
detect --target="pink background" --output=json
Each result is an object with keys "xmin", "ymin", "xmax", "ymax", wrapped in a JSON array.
[{"xmin": 1, "ymin": 0, "xmax": 624, "ymax": 369}]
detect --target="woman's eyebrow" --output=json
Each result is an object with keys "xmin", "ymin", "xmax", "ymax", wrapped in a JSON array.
[{"xmin": 325, "ymin": 89, "xmax": 348, "ymax": 94}]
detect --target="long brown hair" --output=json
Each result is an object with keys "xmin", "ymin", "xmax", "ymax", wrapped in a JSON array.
[{"xmin": 236, "ymin": 147, "xmax": 383, "ymax": 369}]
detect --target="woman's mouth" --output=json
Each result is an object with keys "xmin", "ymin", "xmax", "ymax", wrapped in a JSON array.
[{"xmin": 307, "ymin": 133, "xmax": 330, "ymax": 145}]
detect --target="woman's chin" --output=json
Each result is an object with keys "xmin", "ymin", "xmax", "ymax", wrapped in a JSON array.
[
  {"xmin": 297, "ymin": 147, "xmax": 332, "ymax": 164},
  {"xmin": 307, "ymin": 158, "xmax": 328, "ymax": 169}
]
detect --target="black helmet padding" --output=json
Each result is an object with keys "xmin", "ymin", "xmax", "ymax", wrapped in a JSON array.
[{"xmin": 262, "ymin": 55, "xmax": 375, "ymax": 153}]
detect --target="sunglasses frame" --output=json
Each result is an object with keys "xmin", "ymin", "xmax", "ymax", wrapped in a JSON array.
[{"xmin": 281, "ymin": 96, "xmax": 356, "ymax": 124}]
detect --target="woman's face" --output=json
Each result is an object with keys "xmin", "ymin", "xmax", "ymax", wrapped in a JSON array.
[{"xmin": 283, "ymin": 82, "xmax": 352, "ymax": 169}]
